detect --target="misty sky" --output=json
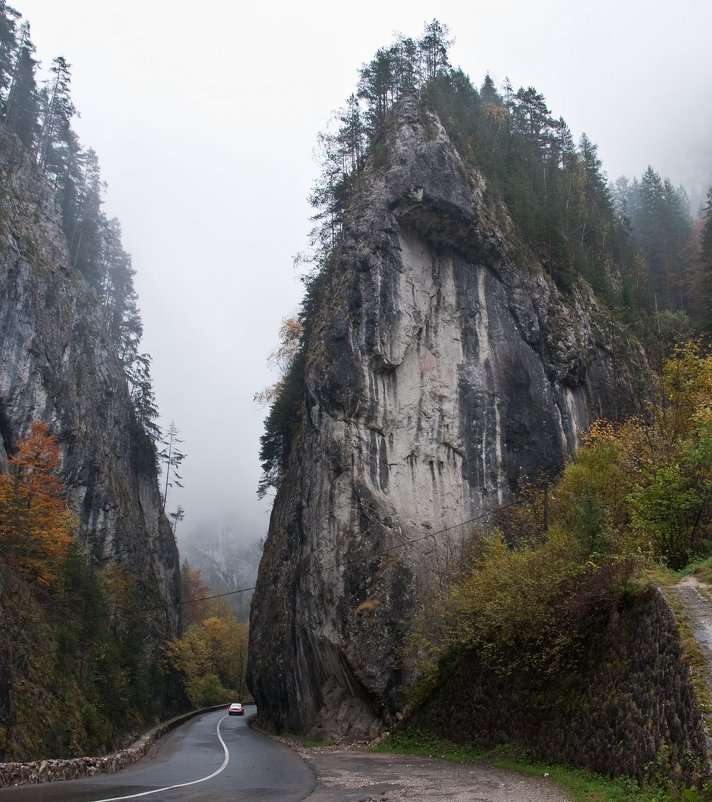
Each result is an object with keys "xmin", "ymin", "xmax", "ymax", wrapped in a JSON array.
[{"xmin": 13, "ymin": 0, "xmax": 712, "ymax": 546}]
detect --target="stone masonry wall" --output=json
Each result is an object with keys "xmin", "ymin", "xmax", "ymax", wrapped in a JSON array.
[
  {"xmin": 0, "ymin": 707, "xmax": 225, "ymax": 788},
  {"xmin": 411, "ymin": 587, "xmax": 708, "ymax": 784}
]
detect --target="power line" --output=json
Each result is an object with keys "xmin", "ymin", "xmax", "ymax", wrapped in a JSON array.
[{"xmin": 86, "ymin": 498, "xmax": 519, "ymax": 623}]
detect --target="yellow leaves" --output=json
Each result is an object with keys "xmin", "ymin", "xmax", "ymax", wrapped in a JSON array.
[
  {"xmin": 168, "ymin": 564, "xmax": 249, "ymax": 707},
  {"xmin": 436, "ymin": 529, "xmax": 590, "ymax": 675},
  {"xmin": 356, "ymin": 598, "xmax": 382, "ymax": 614},
  {"xmin": 254, "ymin": 316, "xmax": 304, "ymax": 407},
  {"xmin": 202, "ymin": 615, "xmax": 248, "ymax": 686},
  {"xmin": 166, "ymin": 615, "xmax": 249, "ymax": 707},
  {"xmin": 483, "ymin": 102, "xmax": 508, "ymax": 126},
  {"xmin": 0, "ymin": 422, "xmax": 75, "ymax": 586},
  {"xmin": 166, "ymin": 626, "xmax": 213, "ymax": 680},
  {"xmin": 660, "ymin": 341, "xmax": 712, "ymax": 432},
  {"xmin": 551, "ymin": 344, "xmax": 712, "ymax": 567}
]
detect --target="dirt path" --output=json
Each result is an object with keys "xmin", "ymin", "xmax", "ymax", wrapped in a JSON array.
[
  {"xmin": 297, "ymin": 750, "xmax": 570, "ymax": 802},
  {"xmin": 665, "ymin": 575, "xmax": 712, "ymax": 763},
  {"xmin": 667, "ymin": 576, "xmax": 712, "ymax": 685}
]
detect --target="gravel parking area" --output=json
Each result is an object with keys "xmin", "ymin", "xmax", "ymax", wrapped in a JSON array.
[{"xmin": 298, "ymin": 749, "xmax": 571, "ymax": 802}]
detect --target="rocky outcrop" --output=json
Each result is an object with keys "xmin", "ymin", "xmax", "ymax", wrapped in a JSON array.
[
  {"xmin": 248, "ymin": 95, "xmax": 646, "ymax": 739},
  {"xmin": 0, "ymin": 124, "xmax": 180, "ymax": 634}
]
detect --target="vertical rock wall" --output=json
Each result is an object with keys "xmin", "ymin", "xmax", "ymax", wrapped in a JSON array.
[
  {"xmin": 248, "ymin": 95, "xmax": 646, "ymax": 738},
  {"xmin": 0, "ymin": 125, "xmax": 180, "ymax": 636}
]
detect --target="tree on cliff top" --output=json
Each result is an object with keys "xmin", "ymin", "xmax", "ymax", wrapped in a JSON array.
[
  {"xmin": 3, "ymin": 22, "xmax": 38, "ymax": 149},
  {"xmin": 159, "ymin": 420, "xmax": 186, "ymax": 511}
]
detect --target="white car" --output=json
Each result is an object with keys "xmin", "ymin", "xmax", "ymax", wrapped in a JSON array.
[{"xmin": 228, "ymin": 702, "xmax": 244, "ymax": 716}]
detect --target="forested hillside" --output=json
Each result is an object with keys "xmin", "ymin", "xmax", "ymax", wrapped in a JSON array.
[
  {"xmin": 0, "ymin": 1, "xmax": 182, "ymax": 759},
  {"xmin": 0, "ymin": 2, "xmax": 158, "ymax": 438}
]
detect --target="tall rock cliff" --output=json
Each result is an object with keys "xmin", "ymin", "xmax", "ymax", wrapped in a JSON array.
[
  {"xmin": 248, "ymin": 95, "xmax": 646, "ymax": 738},
  {"xmin": 0, "ymin": 125, "xmax": 180, "ymax": 635}
]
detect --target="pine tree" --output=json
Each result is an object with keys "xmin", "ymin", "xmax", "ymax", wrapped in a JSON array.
[
  {"xmin": 169, "ymin": 505, "xmax": 185, "ymax": 536},
  {"xmin": 698, "ymin": 186, "xmax": 712, "ymax": 333},
  {"xmin": 629, "ymin": 166, "xmax": 691, "ymax": 311},
  {"xmin": 159, "ymin": 422, "xmax": 186, "ymax": 511},
  {"xmin": 37, "ymin": 56, "xmax": 76, "ymax": 175},
  {"xmin": 0, "ymin": 0, "xmax": 19, "ymax": 100},
  {"xmin": 68, "ymin": 147, "xmax": 104, "ymax": 282},
  {"xmin": 480, "ymin": 73, "xmax": 500, "ymax": 105},
  {"xmin": 391, "ymin": 35, "xmax": 420, "ymax": 95},
  {"xmin": 3, "ymin": 21, "xmax": 38, "ymax": 148},
  {"xmin": 418, "ymin": 19, "xmax": 452, "ymax": 82},
  {"xmin": 357, "ymin": 46, "xmax": 395, "ymax": 136}
]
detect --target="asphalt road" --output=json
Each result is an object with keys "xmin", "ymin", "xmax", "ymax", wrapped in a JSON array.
[{"xmin": 0, "ymin": 707, "xmax": 315, "ymax": 802}]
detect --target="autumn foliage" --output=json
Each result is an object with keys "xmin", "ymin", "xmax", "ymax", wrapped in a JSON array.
[
  {"xmin": 166, "ymin": 564, "xmax": 249, "ymax": 707},
  {"xmin": 413, "ymin": 343, "xmax": 712, "ymax": 689},
  {"xmin": 551, "ymin": 341, "xmax": 712, "ymax": 567},
  {"xmin": 0, "ymin": 422, "xmax": 75, "ymax": 585}
]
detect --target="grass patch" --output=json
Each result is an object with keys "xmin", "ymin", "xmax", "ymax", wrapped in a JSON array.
[
  {"xmin": 373, "ymin": 730, "xmax": 686, "ymax": 801},
  {"xmin": 372, "ymin": 729, "xmax": 486, "ymax": 761},
  {"xmin": 643, "ymin": 564, "xmax": 681, "ymax": 587},
  {"xmin": 689, "ymin": 556, "xmax": 712, "ymax": 586},
  {"xmin": 283, "ymin": 733, "xmax": 331, "ymax": 748},
  {"xmin": 493, "ymin": 758, "xmax": 675, "ymax": 802}
]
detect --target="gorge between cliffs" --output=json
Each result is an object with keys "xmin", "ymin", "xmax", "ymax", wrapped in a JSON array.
[{"xmin": 1, "ymin": 9, "xmax": 711, "ymax": 796}]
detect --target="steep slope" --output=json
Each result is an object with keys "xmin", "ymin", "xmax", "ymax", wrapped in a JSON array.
[
  {"xmin": 0, "ymin": 123, "xmax": 180, "ymax": 632},
  {"xmin": 248, "ymin": 95, "xmax": 646, "ymax": 738}
]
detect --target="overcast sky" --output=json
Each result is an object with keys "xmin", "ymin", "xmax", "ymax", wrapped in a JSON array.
[{"xmin": 13, "ymin": 0, "xmax": 712, "ymax": 546}]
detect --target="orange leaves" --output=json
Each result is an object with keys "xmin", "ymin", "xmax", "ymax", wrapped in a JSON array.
[{"xmin": 0, "ymin": 422, "xmax": 75, "ymax": 585}]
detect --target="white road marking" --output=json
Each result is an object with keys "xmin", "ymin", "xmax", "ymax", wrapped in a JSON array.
[{"xmin": 88, "ymin": 714, "xmax": 231, "ymax": 802}]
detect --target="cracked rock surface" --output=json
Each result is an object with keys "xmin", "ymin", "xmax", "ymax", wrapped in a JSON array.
[
  {"xmin": 248, "ymin": 94, "xmax": 647, "ymax": 739},
  {"xmin": 0, "ymin": 124, "xmax": 180, "ymax": 637}
]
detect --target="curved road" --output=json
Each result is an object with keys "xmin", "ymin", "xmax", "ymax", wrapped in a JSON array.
[{"xmin": 0, "ymin": 707, "xmax": 315, "ymax": 802}]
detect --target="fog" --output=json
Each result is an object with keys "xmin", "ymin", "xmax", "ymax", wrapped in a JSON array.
[{"xmin": 14, "ymin": 0, "xmax": 712, "ymax": 553}]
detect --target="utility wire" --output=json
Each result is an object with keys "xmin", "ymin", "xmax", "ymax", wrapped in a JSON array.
[{"xmin": 86, "ymin": 498, "xmax": 520, "ymax": 623}]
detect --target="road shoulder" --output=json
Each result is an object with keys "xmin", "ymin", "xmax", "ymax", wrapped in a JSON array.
[{"xmin": 265, "ymin": 738, "xmax": 571, "ymax": 802}]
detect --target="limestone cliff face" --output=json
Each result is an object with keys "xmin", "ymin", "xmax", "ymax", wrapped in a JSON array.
[
  {"xmin": 0, "ymin": 125, "xmax": 180, "ymax": 635},
  {"xmin": 248, "ymin": 96, "xmax": 646, "ymax": 738}
]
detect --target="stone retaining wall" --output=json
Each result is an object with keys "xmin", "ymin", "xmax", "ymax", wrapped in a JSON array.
[
  {"xmin": 0, "ymin": 705, "xmax": 227, "ymax": 788},
  {"xmin": 410, "ymin": 588, "xmax": 709, "ymax": 785}
]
